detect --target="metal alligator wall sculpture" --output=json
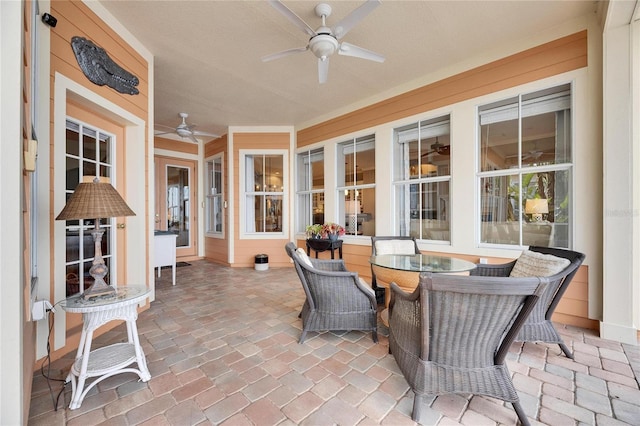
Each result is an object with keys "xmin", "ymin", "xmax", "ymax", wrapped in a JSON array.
[{"xmin": 71, "ymin": 36, "xmax": 139, "ymax": 95}]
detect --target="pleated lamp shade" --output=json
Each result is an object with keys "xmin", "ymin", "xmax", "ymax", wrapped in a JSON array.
[{"xmin": 56, "ymin": 177, "xmax": 135, "ymax": 220}]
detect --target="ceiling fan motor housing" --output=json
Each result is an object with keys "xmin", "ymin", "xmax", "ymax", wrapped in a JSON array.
[
  {"xmin": 176, "ymin": 128, "xmax": 191, "ymax": 137},
  {"xmin": 310, "ymin": 32, "xmax": 338, "ymax": 60}
]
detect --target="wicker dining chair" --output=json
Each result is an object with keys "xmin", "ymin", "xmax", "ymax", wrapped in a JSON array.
[
  {"xmin": 370, "ymin": 236, "xmax": 421, "ymax": 304},
  {"xmin": 285, "ymin": 242, "xmax": 378, "ymax": 344},
  {"xmin": 470, "ymin": 246, "xmax": 585, "ymax": 358},
  {"xmin": 389, "ymin": 272, "xmax": 547, "ymax": 426}
]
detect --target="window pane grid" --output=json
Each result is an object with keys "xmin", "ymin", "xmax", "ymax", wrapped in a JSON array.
[
  {"xmin": 394, "ymin": 116, "xmax": 451, "ymax": 242},
  {"xmin": 64, "ymin": 119, "xmax": 115, "ymax": 296},
  {"xmin": 337, "ymin": 137, "xmax": 375, "ymax": 236},
  {"xmin": 244, "ymin": 153, "xmax": 285, "ymax": 234},
  {"xmin": 478, "ymin": 84, "xmax": 572, "ymax": 248}
]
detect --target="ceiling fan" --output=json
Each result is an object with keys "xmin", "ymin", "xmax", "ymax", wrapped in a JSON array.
[
  {"xmin": 263, "ymin": 0, "xmax": 385, "ymax": 84},
  {"xmin": 505, "ymin": 142, "xmax": 547, "ymax": 161},
  {"xmin": 422, "ymin": 138, "xmax": 450, "ymax": 157},
  {"xmin": 155, "ymin": 112, "xmax": 219, "ymax": 143}
]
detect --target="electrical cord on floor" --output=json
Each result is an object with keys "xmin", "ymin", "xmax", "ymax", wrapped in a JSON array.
[{"xmin": 39, "ymin": 300, "xmax": 67, "ymax": 411}]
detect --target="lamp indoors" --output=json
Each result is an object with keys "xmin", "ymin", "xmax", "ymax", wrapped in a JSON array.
[
  {"xmin": 56, "ymin": 176, "xmax": 135, "ymax": 299},
  {"xmin": 525, "ymin": 198, "xmax": 549, "ymax": 222}
]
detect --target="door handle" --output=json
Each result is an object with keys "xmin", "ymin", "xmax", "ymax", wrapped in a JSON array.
[{"xmin": 117, "ymin": 223, "xmax": 126, "ymax": 229}]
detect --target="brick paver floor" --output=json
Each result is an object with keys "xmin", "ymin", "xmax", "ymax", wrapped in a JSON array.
[{"xmin": 29, "ymin": 259, "xmax": 640, "ymax": 425}]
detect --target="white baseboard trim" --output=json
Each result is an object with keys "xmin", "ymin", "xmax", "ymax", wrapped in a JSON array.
[{"xmin": 599, "ymin": 321, "xmax": 639, "ymax": 345}]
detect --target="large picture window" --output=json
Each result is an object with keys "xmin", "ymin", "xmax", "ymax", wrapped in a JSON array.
[
  {"xmin": 296, "ymin": 148, "xmax": 324, "ymax": 233},
  {"xmin": 394, "ymin": 117, "xmax": 451, "ymax": 241},
  {"xmin": 205, "ymin": 154, "xmax": 223, "ymax": 235},
  {"xmin": 336, "ymin": 136, "xmax": 375, "ymax": 236},
  {"xmin": 241, "ymin": 151, "xmax": 287, "ymax": 236},
  {"xmin": 478, "ymin": 84, "xmax": 572, "ymax": 248}
]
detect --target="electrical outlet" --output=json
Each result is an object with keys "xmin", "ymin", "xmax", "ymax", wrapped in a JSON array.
[
  {"xmin": 479, "ymin": 257, "xmax": 488, "ymax": 264},
  {"xmin": 31, "ymin": 300, "xmax": 54, "ymax": 321}
]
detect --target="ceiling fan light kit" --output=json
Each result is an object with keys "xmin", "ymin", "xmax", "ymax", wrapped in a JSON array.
[
  {"xmin": 310, "ymin": 33, "xmax": 339, "ymax": 60},
  {"xmin": 264, "ymin": 0, "xmax": 385, "ymax": 83}
]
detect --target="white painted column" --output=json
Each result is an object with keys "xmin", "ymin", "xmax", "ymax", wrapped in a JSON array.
[
  {"xmin": 601, "ymin": 1, "xmax": 640, "ymax": 344},
  {"xmin": 0, "ymin": 1, "xmax": 26, "ymax": 424}
]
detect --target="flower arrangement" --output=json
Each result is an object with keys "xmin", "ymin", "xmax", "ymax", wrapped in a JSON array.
[
  {"xmin": 305, "ymin": 222, "xmax": 345, "ymax": 239},
  {"xmin": 322, "ymin": 222, "xmax": 345, "ymax": 238}
]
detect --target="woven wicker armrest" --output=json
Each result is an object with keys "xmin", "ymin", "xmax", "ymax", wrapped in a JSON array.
[{"xmin": 470, "ymin": 260, "xmax": 516, "ymax": 277}]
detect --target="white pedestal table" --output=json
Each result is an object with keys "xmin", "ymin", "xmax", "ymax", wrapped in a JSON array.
[{"xmin": 61, "ymin": 286, "xmax": 151, "ymax": 409}]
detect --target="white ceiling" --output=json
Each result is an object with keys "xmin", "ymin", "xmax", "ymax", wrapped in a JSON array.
[{"xmin": 98, "ymin": 0, "xmax": 600, "ymax": 140}]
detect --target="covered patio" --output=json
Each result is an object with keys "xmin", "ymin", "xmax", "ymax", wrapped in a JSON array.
[{"xmin": 29, "ymin": 261, "xmax": 640, "ymax": 425}]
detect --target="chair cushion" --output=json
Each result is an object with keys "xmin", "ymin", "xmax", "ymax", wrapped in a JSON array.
[
  {"xmin": 375, "ymin": 240, "xmax": 416, "ymax": 255},
  {"xmin": 296, "ymin": 248, "xmax": 314, "ymax": 268},
  {"xmin": 509, "ymin": 249, "xmax": 570, "ymax": 278}
]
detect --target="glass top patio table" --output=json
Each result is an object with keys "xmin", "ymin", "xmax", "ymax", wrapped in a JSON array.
[{"xmin": 369, "ymin": 254, "xmax": 476, "ymax": 273}]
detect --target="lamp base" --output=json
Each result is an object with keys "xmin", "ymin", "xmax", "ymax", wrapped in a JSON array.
[
  {"xmin": 83, "ymin": 283, "xmax": 116, "ymax": 300},
  {"xmin": 82, "ymin": 227, "xmax": 116, "ymax": 299}
]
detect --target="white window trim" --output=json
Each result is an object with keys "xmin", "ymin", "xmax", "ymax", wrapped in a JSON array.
[{"xmin": 239, "ymin": 149, "xmax": 289, "ymax": 239}]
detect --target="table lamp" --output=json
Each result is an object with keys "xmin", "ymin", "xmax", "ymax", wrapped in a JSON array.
[
  {"xmin": 56, "ymin": 176, "xmax": 135, "ymax": 299},
  {"xmin": 525, "ymin": 198, "xmax": 548, "ymax": 222},
  {"xmin": 346, "ymin": 200, "xmax": 361, "ymax": 234}
]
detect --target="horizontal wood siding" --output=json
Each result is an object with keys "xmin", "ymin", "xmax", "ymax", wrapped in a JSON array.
[
  {"xmin": 233, "ymin": 133, "xmax": 290, "ymax": 267},
  {"xmin": 155, "ymin": 136, "xmax": 198, "ymax": 155},
  {"xmin": 298, "ymin": 31, "xmax": 587, "ymax": 147},
  {"xmin": 50, "ymin": 0, "xmax": 149, "ymax": 120},
  {"xmin": 204, "ymin": 135, "xmax": 226, "ymax": 158}
]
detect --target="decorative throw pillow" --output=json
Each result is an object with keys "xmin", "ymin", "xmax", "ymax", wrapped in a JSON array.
[
  {"xmin": 509, "ymin": 250, "xmax": 570, "ymax": 278},
  {"xmin": 296, "ymin": 248, "xmax": 314, "ymax": 268},
  {"xmin": 375, "ymin": 240, "xmax": 416, "ymax": 255}
]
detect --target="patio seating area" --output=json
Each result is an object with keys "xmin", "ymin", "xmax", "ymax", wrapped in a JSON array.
[{"xmin": 29, "ymin": 259, "xmax": 640, "ymax": 425}]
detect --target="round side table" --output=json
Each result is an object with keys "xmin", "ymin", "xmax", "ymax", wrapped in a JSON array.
[{"xmin": 61, "ymin": 286, "xmax": 151, "ymax": 409}]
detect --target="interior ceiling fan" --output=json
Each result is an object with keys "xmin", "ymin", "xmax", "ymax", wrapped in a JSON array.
[
  {"xmin": 505, "ymin": 142, "xmax": 547, "ymax": 160},
  {"xmin": 155, "ymin": 112, "xmax": 219, "ymax": 143},
  {"xmin": 263, "ymin": 0, "xmax": 385, "ymax": 84},
  {"xmin": 422, "ymin": 138, "xmax": 450, "ymax": 157}
]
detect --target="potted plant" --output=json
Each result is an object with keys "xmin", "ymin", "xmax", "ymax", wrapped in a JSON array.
[{"xmin": 305, "ymin": 224, "xmax": 324, "ymax": 239}]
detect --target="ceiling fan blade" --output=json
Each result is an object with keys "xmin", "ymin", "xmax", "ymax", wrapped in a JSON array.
[
  {"xmin": 332, "ymin": 0, "xmax": 381, "ymax": 40},
  {"xmin": 262, "ymin": 46, "xmax": 308, "ymax": 62},
  {"xmin": 187, "ymin": 134, "xmax": 199, "ymax": 144},
  {"xmin": 193, "ymin": 130, "xmax": 220, "ymax": 139},
  {"xmin": 338, "ymin": 42, "xmax": 385, "ymax": 63},
  {"xmin": 318, "ymin": 58, "xmax": 329, "ymax": 84},
  {"xmin": 155, "ymin": 123, "xmax": 177, "ymax": 131},
  {"xmin": 268, "ymin": 0, "xmax": 316, "ymax": 37}
]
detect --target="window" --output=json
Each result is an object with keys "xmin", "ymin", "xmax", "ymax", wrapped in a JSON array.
[
  {"xmin": 206, "ymin": 155, "xmax": 223, "ymax": 235},
  {"xmin": 296, "ymin": 148, "xmax": 324, "ymax": 233},
  {"xmin": 241, "ymin": 151, "xmax": 287, "ymax": 236},
  {"xmin": 393, "ymin": 117, "xmax": 451, "ymax": 241},
  {"xmin": 64, "ymin": 119, "xmax": 116, "ymax": 296},
  {"xmin": 337, "ymin": 136, "xmax": 375, "ymax": 236},
  {"xmin": 478, "ymin": 84, "xmax": 572, "ymax": 248}
]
